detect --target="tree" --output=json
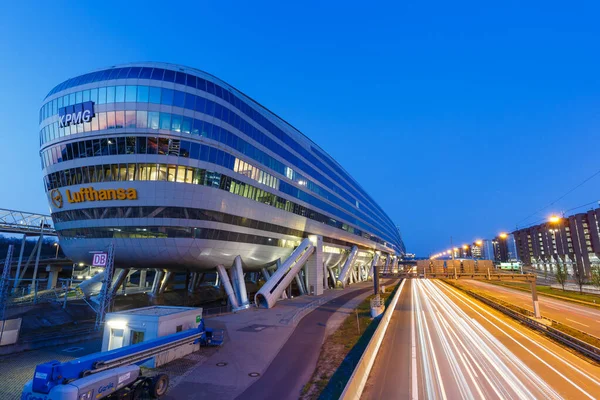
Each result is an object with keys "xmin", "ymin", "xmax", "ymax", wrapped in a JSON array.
[
  {"xmin": 591, "ymin": 265, "xmax": 600, "ymax": 292},
  {"xmin": 573, "ymin": 264, "xmax": 587, "ymax": 294},
  {"xmin": 555, "ymin": 262, "xmax": 568, "ymax": 291}
]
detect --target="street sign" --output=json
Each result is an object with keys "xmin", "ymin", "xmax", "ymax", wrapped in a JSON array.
[{"xmin": 92, "ymin": 252, "xmax": 108, "ymax": 267}]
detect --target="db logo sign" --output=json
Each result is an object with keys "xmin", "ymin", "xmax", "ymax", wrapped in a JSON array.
[{"xmin": 92, "ymin": 253, "xmax": 108, "ymax": 267}]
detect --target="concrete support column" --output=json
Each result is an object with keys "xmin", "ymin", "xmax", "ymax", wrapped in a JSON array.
[
  {"xmin": 139, "ymin": 270, "xmax": 147, "ymax": 288},
  {"xmin": 151, "ymin": 270, "xmax": 164, "ymax": 297},
  {"xmin": 45, "ymin": 266, "xmax": 62, "ymax": 290},
  {"xmin": 232, "ymin": 256, "xmax": 250, "ymax": 308},
  {"xmin": 111, "ymin": 268, "xmax": 130, "ymax": 297},
  {"xmin": 158, "ymin": 271, "xmax": 172, "ymax": 294},
  {"xmin": 305, "ymin": 235, "xmax": 324, "ymax": 296},
  {"xmin": 295, "ymin": 273, "xmax": 307, "ymax": 295},
  {"xmin": 216, "ymin": 264, "xmax": 239, "ymax": 309},
  {"xmin": 338, "ymin": 246, "xmax": 358, "ymax": 287},
  {"xmin": 328, "ymin": 267, "xmax": 337, "ymax": 287},
  {"xmin": 187, "ymin": 272, "xmax": 196, "ymax": 293}
]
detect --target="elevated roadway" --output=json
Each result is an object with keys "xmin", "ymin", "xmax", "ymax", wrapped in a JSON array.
[
  {"xmin": 457, "ymin": 279, "xmax": 600, "ymax": 337},
  {"xmin": 363, "ymin": 279, "xmax": 600, "ymax": 399}
]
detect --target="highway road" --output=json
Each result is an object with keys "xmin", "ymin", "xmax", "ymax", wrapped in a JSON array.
[
  {"xmin": 363, "ymin": 279, "xmax": 600, "ymax": 399},
  {"xmin": 459, "ymin": 279, "xmax": 600, "ymax": 336}
]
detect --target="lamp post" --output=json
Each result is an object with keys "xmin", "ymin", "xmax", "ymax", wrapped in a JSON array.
[{"xmin": 53, "ymin": 242, "xmax": 60, "ymax": 259}]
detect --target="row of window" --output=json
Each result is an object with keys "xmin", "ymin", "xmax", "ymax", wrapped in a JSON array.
[
  {"xmin": 42, "ymin": 136, "xmax": 279, "ymax": 191},
  {"xmin": 44, "ymin": 164, "xmax": 390, "ymax": 248},
  {"xmin": 52, "ymin": 206, "xmax": 370, "ymax": 251},
  {"xmin": 58, "ymin": 225, "xmax": 301, "ymax": 248},
  {"xmin": 42, "ymin": 74, "xmax": 392, "ymax": 234},
  {"xmin": 41, "ymin": 133, "xmax": 389, "ymax": 239},
  {"xmin": 39, "ymin": 90, "xmax": 393, "ymax": 237}
]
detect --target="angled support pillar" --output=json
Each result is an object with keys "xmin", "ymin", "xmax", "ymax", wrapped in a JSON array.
[
  {"xmin": 158, "ymin": 271, "xmax": 172, "ymax": 294},
  {"xmin": 384, "ymin": 255, "xmax": 390, "ymax": 274},
  {"xmin": 337, "ymin": 246, "xmax": 359, "ymax": 288},
  {"xmin": 368, "ymin": 253, "xmax": 380, "ymax": 279},
  {"xmin": 255, "ymin": 238, "xmax": 315, "ymax": 308},
  {"xmin": 216, "ymin": 264, "xmax": 240, "ymax": 310},
  {"xmin": 150, "ymin": 269, "xmax": 163, "ymax": 296},
  {"xmin": 188, "ymin": 272, "xmax": 197, "ymax": 293},
  {"xmin": 261, "ymin": 267, "xmax": 271, "ymax": 281},
  {"xmin": 111, "ymin": 268, "xmax": 130, "ymax": 297},
  {"xmin": 231, "ymin": 256, "xmax": 250, "ymax": 309},
  {"xmin": 139, "ymin": 269, "xmax": 147, "ymax": 288},
  {"xmin": 295, "ymin": 272, "xmax": 307, "ymax": 295},
  {"xmin": 328, "ymin": 267, "xmax": 337, "ymax": 287}
]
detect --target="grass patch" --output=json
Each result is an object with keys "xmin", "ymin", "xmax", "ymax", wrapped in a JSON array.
[
  {"xmin": 481, "ymin": 281, "xmax": 600, "ymax": 309},
  {"xmin": 300, "ymin": 282, "xmax": 399, "ymax": 400}
]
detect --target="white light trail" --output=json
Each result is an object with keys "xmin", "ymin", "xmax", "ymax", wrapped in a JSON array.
[
  {"xmin": 438, "ymin": 280, "xmax": 600, "ymax": 399},
  {"xmin": 411, "ymin": 279, "xmax": 563, "ymax": 400}
]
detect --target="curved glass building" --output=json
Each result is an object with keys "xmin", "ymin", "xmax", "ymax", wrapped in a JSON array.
[{"xmin": 39, "ymin": 62, "xmax": 404, "ymax": 270}]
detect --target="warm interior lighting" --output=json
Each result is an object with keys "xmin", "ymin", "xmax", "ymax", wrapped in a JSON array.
[{"xmin": 107, "ymin": 319, "xmax": 127, "ymax": 329}]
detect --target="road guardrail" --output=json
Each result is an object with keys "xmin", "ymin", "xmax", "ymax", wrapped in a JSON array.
[{"xmin": 339, "ymin": 279, "xmax": 407, "ymax": 400}]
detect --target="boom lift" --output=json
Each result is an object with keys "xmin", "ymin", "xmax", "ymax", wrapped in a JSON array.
[{"xmin": 21, "ymin": 319, "xmax": 223, "ymax": 399}]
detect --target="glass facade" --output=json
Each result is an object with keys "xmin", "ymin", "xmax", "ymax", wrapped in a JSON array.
[
  {"xmin": 52, "ymin": 206, "xmax": 368, "ymax": 250},
  {"xmin": 40, "ymin": 63, "xmax": 402, "ymax": 253},
  {"xmin": 44, "ymin": 163, "xmax": 389, "ymax": 246}
]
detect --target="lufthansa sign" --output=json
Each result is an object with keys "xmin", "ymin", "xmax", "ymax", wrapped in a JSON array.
[
  {"xmin": 58, "ymin": 101, "xmax": 95, "ymax": 127},
  {"xmin": 49, "ymin": 187, "xmax": 138, "ymax": 208}
]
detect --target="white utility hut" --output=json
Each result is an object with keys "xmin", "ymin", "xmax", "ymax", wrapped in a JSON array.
[{"xmin": 102, "ymin": 306, "xmax": 203, "ymax": 367}]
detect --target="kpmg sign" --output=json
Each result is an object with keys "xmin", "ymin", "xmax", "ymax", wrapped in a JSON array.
[{"xmin": 58, "ymin": 101, "xmax": 95, "ymax": 127}]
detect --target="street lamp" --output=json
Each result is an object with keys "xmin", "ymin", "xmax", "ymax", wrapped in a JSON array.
[
  {"xmin": 549, "ymin": 215, "xmax": 563, "ymax": 275},
  {"xmin": 53, "ymin": 242, "xmax": 60, "ymax": 259}
]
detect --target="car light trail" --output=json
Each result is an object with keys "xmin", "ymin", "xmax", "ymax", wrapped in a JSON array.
[
  {"xmin": 411, "ymin": 279, "xmax": 562, "ymax": 399},
  {"xmin": 437, "ymin": 280, "xmax": 600, "ymax": 399}
]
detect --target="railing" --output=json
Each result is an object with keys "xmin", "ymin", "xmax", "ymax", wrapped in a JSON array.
[
  {"xmin": 0, "ymin": 208, "xmax": 55, "ymax": 235},
  {"xmin": 290, "ymin": 297, "xmax": 328, "ymax": 325},
  {"xmin": 340, "ymin": 279, "xmax": 406, "ymax": 400}
]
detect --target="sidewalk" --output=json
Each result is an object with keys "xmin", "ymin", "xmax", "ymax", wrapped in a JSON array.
[{"xmin": 162, "ymin": 281, "xmax": 383, "ymax": 400}]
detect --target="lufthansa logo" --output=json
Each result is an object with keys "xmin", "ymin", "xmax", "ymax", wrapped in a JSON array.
[{"xmin": 50, "ymin": 189, "xmax": 63, "ymax": 209}]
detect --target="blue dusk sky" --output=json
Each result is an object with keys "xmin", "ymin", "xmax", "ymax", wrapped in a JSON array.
[{"xmin": 1, "ymin": 1, "xmax": 599, "ymax": 255}]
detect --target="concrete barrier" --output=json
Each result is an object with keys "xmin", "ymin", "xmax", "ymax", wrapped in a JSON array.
[{"xmin": 339, "ymin": 279, "xmax": 407, "ymax": 400}]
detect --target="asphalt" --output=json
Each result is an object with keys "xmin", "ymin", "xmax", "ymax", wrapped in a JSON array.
[
  {"xmin": 235, "ymin": 282, "xmax": 396, "ymax": 400},
  {"xmin": 363, "ymin": 279, "xmax": 600, "ymax": 399},
  {"xmin": 459, "ymin": 279, "xmax": 600, "ymax": 336}
]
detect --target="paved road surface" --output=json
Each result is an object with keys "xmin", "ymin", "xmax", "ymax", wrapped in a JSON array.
[
  {"xmin": 237, "ymin": 280, "xmax": 397, "ymax": 400},
  {"xmin": 460, "ymin": 279, "xmax": 600, "ymax": 336},
  {"xmin": 363, "ymin": 279, "xmax": 600, "ymax": 399}
]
